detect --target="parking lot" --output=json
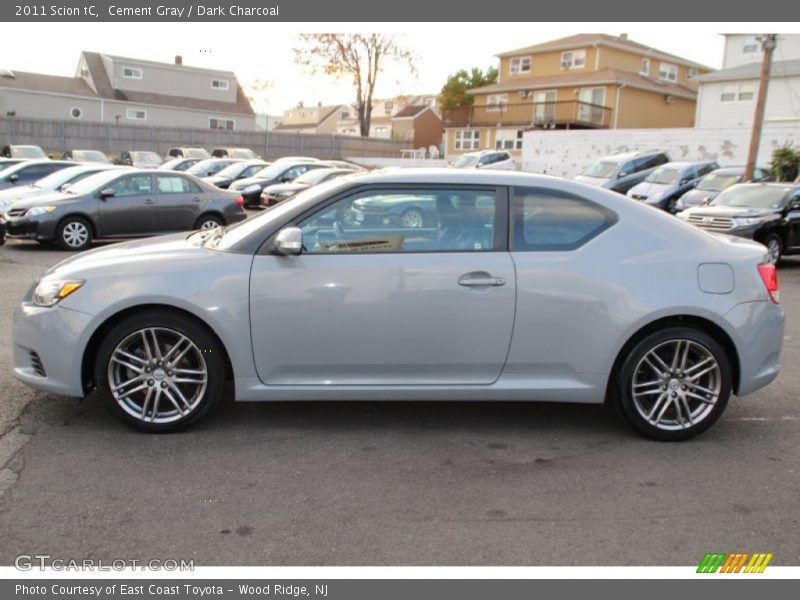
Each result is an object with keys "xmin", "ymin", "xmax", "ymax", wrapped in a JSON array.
[{"xmin": 0, "ymin": 231, "xmax": 798, "ymax": 566}]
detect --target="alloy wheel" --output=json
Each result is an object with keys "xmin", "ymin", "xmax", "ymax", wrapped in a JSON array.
[
  {"xmin": 107, "ymin": 327, "xmax": 208, "ymax": 424},
  {"xmin": 200, "ymin": 219, "xmax": 221, "ymax": 230},
  {"xmin": 766, "ymin": 238, "xmax": 781, "ymax": 265},
  {"xmin": 62, "ymin": 221, "xmax": 89, "ymax": 248},
  {"xmin": 631, "ymin": 339, "xmax": 721, "ymax": 432}
]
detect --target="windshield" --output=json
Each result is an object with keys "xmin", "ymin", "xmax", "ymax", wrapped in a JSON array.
[
  {"xmin": 180, "ymin": 148, "xmax": 209, "ymax": 159},
  {"xmin": 60, "ymin": 170, "xmax": 124, "ymax": 195},
  {"xmin": 645, "ymin": 167, "xmax": 680, "ymax": 185},
  {"xmin": 252, "ymin": 163, "xmax": 292, "ymax": 179},
  {"xmin": 214, "ymin": 162, "xmax": 250, "ymax": 178},
  {"xmin": 186, "ymin": 160, "xmax": 230, "ymax": 176},
  {"xmin": 73, "ymin": 150, "xmax": 108, "ymax": 162},
  {"xmin": 711, "ymin": 185, "xmax": 788, "ymax": 210},
  {"xmin": 696, "ymin": 173, "xmax": 740, "ymax": 192},
  {"xmin": 581, "ymin": 160, "xmax": 619, "ymax": 179},
  {"xmin": 453, "ymin": 155, "xmax": 479, "ymax": 168},
  {"xmin": 13, "ymin": 146, "xmax": 46, "ymax": 158},
  {"xmin": 294, "ymin": 169, "xmax": 335, "ymax": 185},
  {"xmin": 131, "ymin": 151, "xmax": 161, "ymax": 163},
  {"xmin": 28, "ymin": 167, "xmax": 94, "ymax": 190}
]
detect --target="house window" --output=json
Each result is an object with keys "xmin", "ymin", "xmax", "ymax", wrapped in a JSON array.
[
  {"xmin": 69, "ymin": 107, "xmax": 83, "ymax": 120},
  {"xmin": 375, "ymin": 126, "xmax": 388, "ymax": 135},
  {"xmin": 640, "ymin": 58, "xmax": 650, "ymax": 76},
  {"xmin": 126, "ymin": 108, "xmax": 147, "ymax": 121},
  {"xmin": 455, "ymin": 129, "xmax": 480, "ymax": 151},
  {"xmin": 495, "ymin": 129, "xmax": 523, "ymax": 151},
  {"xmin": 721, "ymin": 83, "xmax": 755, "ymax": 102},
  {"xmin": 510, "ymin": 57, "xmax": 532, "ymax": 74},
  {"xmin": 720, "ymin": 85, "xmax": 737, "ymax": 102},
  {"xmin": 486, "ymin": 94, "xmax": 508, "ymax": 112},
  {"xmin": 341, "ymin": 111, "xmax": 349, "ymax": 119},
  {"xmin": 560, "ymin": 50, "xmax": 586, "ymax": 70},
  {"xmin": 738, "ymin": 83, "xmax": 755, "ymax": 101},
  {"xmin": 687, "ymin": 67, "xmax": 699, "ymax": 80},
  {"xmin": 122, "ymin": 67, "xmax": 143, "ymax": 80},
  {"xmin": 210, "ymin": 118, "xmax": 235, "ymax": 130},
  {"xmin": 211, "ymin": 79, "xmax": 229, "ymax": 90},
  {"xmin": 659, "ymin": 62, "xmax": 678, "ymax": 82},
  {"xmin": 743, "ymin": 36, "xmax": 759, "ymax": 54}
]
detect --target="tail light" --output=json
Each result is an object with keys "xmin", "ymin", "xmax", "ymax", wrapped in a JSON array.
[
  {"xmin": 757, "ymin": 263, "xmax": 780, "ymax": 304},
  {"xmin": 235, "ymin": 196, "xmax": 244, "ymax": 207}
]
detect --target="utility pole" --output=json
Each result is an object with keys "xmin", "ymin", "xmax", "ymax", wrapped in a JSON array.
[{"xmin": 745, "ymin": 34, "xmax": 778, "ymax": 181}]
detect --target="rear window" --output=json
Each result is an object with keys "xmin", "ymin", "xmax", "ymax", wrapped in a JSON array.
[{"xmin": 512, "ymin": 186, "xmax": 617, "ymax": 251}]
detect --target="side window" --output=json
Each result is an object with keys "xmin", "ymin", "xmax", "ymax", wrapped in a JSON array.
[
  {"xmin": 17, "ymin": 164, "xmax": 61, "ymax": 182},
  {"xmin": 512, "ymin": 186, "xmax": 617, "ymax": 251},
  {"xmin": 682, "ymin": 167, "xmax": 697, "ymax": 182},
  {"xmin": 619, "ymin": 161, "xmax": 636, "ymax": 177},
  {"xmin": 298, "ymin": 188, "xmax": 498, "ymax": 254},
  {"xmin": 157, "ymin": 175, "xmax": 201, "ymax": 194},
  {"xmin": 243, "ymin": 165, "xmax": 264, "ymax": 177},
  {"xmin": 283, "ymin": 166, "xmax": 307, "ymax": 180},
  {"xmin": 699, "ymin": 163, "xmax": 717, "ymax": 177},
  {"xmin": 109, "ymin": 174, "xmax": 153, "ymax": 197}
]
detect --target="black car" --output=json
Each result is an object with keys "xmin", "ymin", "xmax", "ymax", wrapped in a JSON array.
[
  {"xmin": 204, "ymin": 160, "xmax": 269, "ymax": 189},
  {"xmin": 3, "ymin": 169, "xmax": 246, "ymax": 251},
  {"xmin": 0, "ymin": 160, "xmax": 74, "ymax": 190},
  {"xmin": 678, "ymin": 183, "xmax": 800, "ymax": 264},
  {"xmin": 675, "ymin": 166, "xmax": 772, "ymax": 211},
  {"xmin": 261, "ymin": 168, "xmax": 355, "ymax": 207},
  {"xmin": 230, "ymin": 161, "xmax": 325, "ymax": 208},
  {"xmin": 157, "ymin": 157, "xmax": 201, "ymax": 172},
  {"xmin": 0, "ymin": 214, "xmax": 6, "ymax": 246},
  {"xmin": 119, "ymin": 150, "xmax": 163, "ymax": 168},
  {"xmin": 1, "ymin": 145, "xmax": 47, "ymax": 159},
  {"xmin": 185, "ymin": 158, "xmax": 241, "ymax": 178}
]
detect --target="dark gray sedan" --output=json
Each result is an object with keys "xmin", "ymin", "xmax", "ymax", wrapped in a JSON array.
[{"xmin": 3, "ymin": 169, "xmax": 246, "ymax": 250}]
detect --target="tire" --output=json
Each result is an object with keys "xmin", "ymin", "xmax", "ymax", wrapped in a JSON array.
[
  {"xmin": 56, "ymin": 216, "xmax": 92, "ymax": 251},
  {"xmin": 94, "ymin": 310, "xmax": 226, "ymax": 433},
  {"xmin": 195, "ymin": 214, "xmax": 224, "ymax": 231},
  {"xmin": 763, "ymin": 234, "xmax": 782, "ymax": 265},
  {"xmin": 401, "ymin": 207, "xmax": 424, "ymax": 228},
  {"xmin": 664, "ymin": 197, "xmax": 678, "ymax": 214},
  {"xmin": 613, "ymin": 326, "xmax": 732, "ymax": 441}
]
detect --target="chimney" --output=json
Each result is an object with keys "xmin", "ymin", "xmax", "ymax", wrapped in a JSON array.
[
  {"xmin": 175, "ymin": 55, "xmax": 183, "ymax": 65},
  {"xmin": 619, "ymin": 33, "xmax": 628, "ymax": 40}
]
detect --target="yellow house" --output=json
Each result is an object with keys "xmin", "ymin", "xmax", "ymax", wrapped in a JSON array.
[{"xmin": 443, "ymin": 34, "xmax": 712, "ymax": 158}]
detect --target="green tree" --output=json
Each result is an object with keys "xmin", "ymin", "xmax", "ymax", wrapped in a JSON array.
[
  {"xmin": 770, "ymin": 144, "xmax": 800, "ymax": 182},
  {"xmin": 438, "ymin": 67, "xmax": 499, "ymax": 109}
]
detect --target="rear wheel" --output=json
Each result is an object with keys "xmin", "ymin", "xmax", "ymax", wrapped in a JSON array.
[
  {"xmin": 763, "ymin": 234, "xmax": 782, "ymax": 265},
  {"xmin": 56, "ymin": 216, "xmax": 92, "ymax": 251},
  {"xmin": 195, "ymin": 214, "xmax": 224, "ymax": 230},
  {"xmin": 94, "ymin": 311, "xmax": 226, "ymax": 432},
  {"xmin": 614, "ymin": 326, "xmax": 732, "ymax": 441}
]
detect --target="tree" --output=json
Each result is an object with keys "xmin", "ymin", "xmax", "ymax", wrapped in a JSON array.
[
  {"xmin": 294, "ymin": 34, "xmax": 415, "ymax": 137},
  {"xmin": 770, "ymin": 144, "xmax": 800, "ymax": 182},
  {"xmin": 438, "ymin": 67, "xmax": 498, "ymax": 109}
]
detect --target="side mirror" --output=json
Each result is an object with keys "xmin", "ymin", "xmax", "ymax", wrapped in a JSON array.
[
  {"xmin": 617, "ymin": 171, "xmax": 628, "ymax": 179},
  {"xmin": 280, "ymin": 176, "xmax": 292, "ymax": 183},
  {"xmin": 703, "ymin": 197, "xmax": 713, "ymax": 206},
  {"xmin": 274, "ymin": 226, "xmax": 302, "ymax": 255},
  {"xmin": 9, "ymin": 174, "xmax": 18, "ymax": 182},
  {"xmin": 790, "ymin": 201, "xmax": 800, "ymax": 211},
  {"xmin": 58, "ymin": 183, "xmax": 72, "ymax": 192},
  {"xmin": 99, "ymin": 188, "xmax": 115, "ymax": 199}
]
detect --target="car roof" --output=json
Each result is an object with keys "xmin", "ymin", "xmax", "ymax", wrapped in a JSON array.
[
  {"xmin": 658, "ymin": 160, "xmax": 716, "ymax": 169},
  {"xmin": 734, "ymin": 182, "xmax": 798, "ymax": 191}
]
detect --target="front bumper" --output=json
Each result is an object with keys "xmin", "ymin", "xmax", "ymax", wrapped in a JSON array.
[
  {"xmin": 12, "ymin": 302, "xmax": 93, "ymax": 397},
  {"xmin": 4, "ymin": 214, "xmax": 57, "ymax": 241}
]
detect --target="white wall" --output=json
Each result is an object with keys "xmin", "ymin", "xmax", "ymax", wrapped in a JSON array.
[
  {"xmin": 347, "ymin": 157, "xmax": 448, "ymax": 168},
  {"xmin": 696, "ymin": 76, "xmax": 800, "ymax": 129},
  {"xmin": 521, "ymin": 123, "xmax": 800, "ymax": 178},
  {"xmin": 723, "ymin": 34, "xmax": 800, "ymax": 69}
]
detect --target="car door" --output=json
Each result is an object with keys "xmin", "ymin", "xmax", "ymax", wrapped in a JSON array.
[
  {"xmin": 155, "ymin": 174, "xmax": 204, "ymax": 230},
  {"xmin": 249, "ymin": 185, "xmax": 516, "ymax": 386},
  {"xmin": 612, "ymin": 160, "xmax": 639, "ymax": 192},
  {"xmin": 96, "ymin": 173, "xmax": 158, "ymax": 236}
]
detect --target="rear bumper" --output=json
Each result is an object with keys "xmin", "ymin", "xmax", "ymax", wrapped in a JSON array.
[{"xmin": 726, "ymin": 300, "xmax": 785, "ymax": 396}]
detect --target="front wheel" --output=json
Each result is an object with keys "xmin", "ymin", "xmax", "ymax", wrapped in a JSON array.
[
  {"xmin": 56, "ymin": 216, "xmax": 92, "ymax": 251},
  {"xmin": 94, "ymin": 311, "xmax": 226, "ymax": 432},
  {"xmin": 763, "ymin": 234, "xmax": 782, "ymax": 265},
  {"xmin": 614, "ymin": 327, "xmax": 732, "ymax": 441}
]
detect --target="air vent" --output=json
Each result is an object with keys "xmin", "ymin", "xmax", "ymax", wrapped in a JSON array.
[{"xmin": 29, "ymin": 351, "xmax": 46, "ymax": 377}]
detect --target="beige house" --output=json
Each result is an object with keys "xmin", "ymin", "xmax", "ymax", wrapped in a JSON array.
[
  {"xmin": 275, "ymin": 105, "xmax": 349, "ymax": 134},
  {"xmin": 444, "ymin": 34, "xmax": 711, "ymax": 158},
  {"xmin": 0, "ymin": 52, "xmax": 256, "ymax": 129}
]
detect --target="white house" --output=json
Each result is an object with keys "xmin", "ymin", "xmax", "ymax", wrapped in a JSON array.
[{"xmin": 695, "ymin": 34, "xmax": 800, "ymax": 129}]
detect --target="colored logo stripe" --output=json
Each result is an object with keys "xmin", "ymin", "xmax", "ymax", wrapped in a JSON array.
[{"xmin": 697, "ymin": 552, "xmax": 773, "ymax": 573}]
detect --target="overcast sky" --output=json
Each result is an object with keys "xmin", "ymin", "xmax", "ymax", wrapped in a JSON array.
[{"xmin": 0, "ymin": 23, "xmax": 775, "ymax": 114}]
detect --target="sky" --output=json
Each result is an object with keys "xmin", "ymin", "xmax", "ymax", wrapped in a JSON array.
[{"xmin": 0, "ymin": 23, "xmax": 777, "ymax": 115}]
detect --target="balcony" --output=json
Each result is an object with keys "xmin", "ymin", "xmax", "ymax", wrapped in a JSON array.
[{"xmin": 442, "ymin": 101, "xmax": 611, "ymax": 129}]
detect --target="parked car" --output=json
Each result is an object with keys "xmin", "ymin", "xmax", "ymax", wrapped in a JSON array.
[
  {"xmin": 323, "ymin": 160, "xmax": 366, "ymax": 171},
  {"xmin": 0, "ymin": 158, "xmax": 28, "ymax": 171},
  {"xmin": 204, "ymin": 160, "xmax": 269, "ymax": 189},
  {"xmin": 261, "ymin": 168, "xmax": 355, "ymax": 207},
  {"xmin": 63, "ymin": 150, "xmax": 112, "ymax": 164},
  {"xmin": 1, "ymin": 145, "xmax": 48, "ymax": 159},
  {"xmin": 452, "ymin": 150, "xmax": 516, "ymax": 170},
  {"xmin": 211, "ymin": 147, "xmax": 258, "ymax": 159},
  {"xmin": 0, "ymin": 215, "xmax": 5, "ymax": 245},
  {"xmin": 10, "ymin": 169, "xmax": 783, "ymax": 440},
  {"xmin": 0, "ymin": 164, "xmax": 123, "ymax": 215},
  {"xmin": 626, "ymin": 161, "xmax": 718, "ymax": 213},
  {"xmin": 678, "ymin": 182, "xmax": 800, "ymax": 264},
  {"xmin": 230, "ymin": 161, "xmax": 326, "ymax": 208},
  {"xmin": 2, "ymin": 169, "xmax": 246, "ymax": 251},
  {"xmin": 575, "ymin": 151, "xmax": 670, "ymax": 193},
  {"xmin": 675, "ymin": 166, "xmax": 772, "ymax": 211},
  {"xmin": 272, "ymin": 156, "xmax": 322, "ymax": 163},
  {"xmin": 0, "ymin": 160, "xmax": 74, "ymax": 190},
  {"xmin": 158, "ymin": 157, "xmax": 201, "ymax": 172},
  {"xmin": 119, "ymin": 151, "xmax": 163, "ymax": 168},
  {"xmin": 167, "ymin": 147, "xmax": 210, "ymax": 159},
  {"xmin": 185, "ymin": 158, "xmax": 241, "ymax": 179}
]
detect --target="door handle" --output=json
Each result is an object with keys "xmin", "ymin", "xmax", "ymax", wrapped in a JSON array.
[
  {"xmin": 192, "ymin": 196, "xmax": 202, "ymax": 202},
  {"xmin": 458, "ymin": 274, "xmax": 506, "ymax": 287},
  {"xmin": 144, "ymin": 198, "xmax": 155, "ymax": 205}
]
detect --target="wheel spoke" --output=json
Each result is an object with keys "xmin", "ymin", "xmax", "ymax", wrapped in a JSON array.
[
  {"xmin": 112, "ymin": 375, "xmax": 144, "ymax": 393},
  {"xmin": 684, "ymin": 356, "xmax": 713, "ymax": 375},
  {"xmin": 140, "ymin": 331, "xmax": 154, "ymax": 362},
  {"xmin": 167, "ymin": 382, "xmax": 192, "ymax": 410},
  {"xmin": 646, "ymin": 391, "xmax": 669, "ymax": 421},
  {"xmin": 685, "ymin": 390, "xmax": 716, "ymax": 404},
  {"xmin": 670, "ymin": 340, "xmax": 683, "ymax": 371},
  {"xmin": 162, "ymin": 336, "xmax": 189, "ymax": 363},
  {"xmin": 652, "ymin": 394, "xmax": 672, "ymax": 425},
  {"xmin": 162, "ymin": 387, "xmax": 186, "ymax": 416},
  {"xmin": 646, "ymin": 350, "xmax": 671, "ymax": 375},
  {"xmin": 686, "ymin": 382, "xmax": 716, "ymax": 396},
  {"xmin": 113, "ymin": 348, "xmax": 147, "ymax": 366},
  {"xmin": 149, "ymin": 329, "xmax": 163, "ymax": 361},
  {"xmin": 140, "ymin": 387, "xmax": 154, "ymax": 419},
  {"xmin": 688, "ymin": 364, "xmax": 717, "ymax": 382},
  {"xmin": 117, "ymin": 383, "xmax": 148, "ymax": 400},
  {"xmin": 149, "ymin": 389, "xmax": 162, "ymax": 421}
]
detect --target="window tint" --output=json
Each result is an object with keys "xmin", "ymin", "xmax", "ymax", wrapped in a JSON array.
[
  {"xmin": 109, "ymin": 174, "xmax": 153, "ymax": 197},
  {"xmin": 157, "ymin": 175, "xmax": 201, "ymax": 194},
  {"xmin": 16, "ymin": 164, "xmax": 62, "ymax": 182},
  {"xmin": 619, "ymin": 161, "xmax": 636, "ymax": 176},
  {"xmin": 298, "ymin": 188, "xmax": 498, "ymax": 254},
  {"xmin": 512, "ymin": 187, "xmax": 617, "ymax": 251}
]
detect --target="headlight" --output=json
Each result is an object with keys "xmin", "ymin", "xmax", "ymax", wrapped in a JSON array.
[
  {"xmin": 27, "ymin": 206, "xmax": 57, "ymax": 216},
  {"xmin": 33, "ymin": 279, "xmax": 85, "ymax": 307},
  {"xmin": 735, "ymin": 216, "xmax": 769, "ymax": 226}
]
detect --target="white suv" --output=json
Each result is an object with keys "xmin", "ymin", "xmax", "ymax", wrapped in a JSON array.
[{"xmin": 452, "ymin": 150, "xmax": 516, "ymax": 171}]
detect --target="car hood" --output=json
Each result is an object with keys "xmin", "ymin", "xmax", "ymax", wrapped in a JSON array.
[
  {"xmin": 8, "ymin": 190, "xmax": 75, "ymax": 210},
  {"xmin": 683, "ymin": 205, "xmax": 779, "ymax": 218},
  {"xmin": 264, "ymin": 182, "xmax": 307, "ymax": 194},
  {"xmin": 680, "ymin": 188, "xmax": 720, "ymax": 204},
  {"xmin": 630, "ymin": 182, "xmax": 672, "ymax": 197},
  {"xmin": 574, "ymin": 175, "xmax": 610, "ymax": 187},
  {"xmin": 0, "ymin": 185, "xmax": 52, "ymax": 209}
]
